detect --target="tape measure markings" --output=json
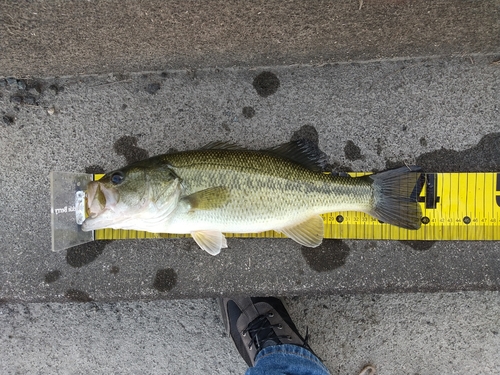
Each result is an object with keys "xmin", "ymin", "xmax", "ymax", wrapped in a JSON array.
[{"xmin": 92, "ymin": 172, "xmax": 500, "ymax": 241}]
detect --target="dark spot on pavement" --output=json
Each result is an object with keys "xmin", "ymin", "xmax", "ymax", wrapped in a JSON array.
[
  {"xmin": 384, "ymin": 159, "xmax": 405, "ymax": 170},
  {"xmin": 253, "ymin": 71, "xmax": 280, "ymax": 97},
  {"xmin": 400, "ymin": 241, "xmax": 436, "ymax": 251},
  {"xmin": 44, "ymin": 270, "xmax": 61, "ymax": 284},
  {"xmin": 10, "ymin": 95, "xmax": 23, "ymax": 105},
  {"xmin": 302, "ymin": 240, "xmax": 351, "ymax": 272},
  {"xmin": 110, "ymin": 266, "xmax": 120, "ymax": 275},
  {"xmin": 48, "ymin": 84, "xmax": 64, "ymax": 95},
  {"xmin": 420, "ymin": 137, "xmax": 428, "ymax": 147},
  {"xmin": 242, "ymin": 106, "xmax": 256, "ymax": 119},
  {"xmin": 85, "ymin": 165, "xmax": 105, "ymax": 174},
  {"xmin": 2, "ymin": 115, "xmax": 15, "ymax": 125},
  {"xmin": 330, "ymin": 162, "xmax": 353, "ymax": 175},
  {"xmin": 377, "ymin": 138, "xmax": 383, "ymax": 156},
  {"xmin": 291, "ymin": 125, "xmax": 319, "ymax": 145},
  {"xmin": 344, "ymin": 140, "xmax": 364, "ymax": 161},
  {"xmin": 65, "ymin": 289, "xmax": 93, "ymax": 302},
  {"xmin": 221, "ymin": 122, "xmax": 231, "ymax": 132},
  {"xmin": 26, "ymin": 80, "xmax": 44, "ymax": 94},
  {"xmin": 153, "ymin": 268, "xmax": 177, "ymax": 292},
  {"xmin": 113, "ymin": 136, "xmax": 149, "ymax": 164},
  {"xmin": 121, "ymin": 104, "xmax": 128, "ymax": 110},
  {"xmin": 145, "ymin": 83, "xmax": 161, "ymax": 95},
  {"xmin": 160, "ymin": 72, "xmax": 168, "ymax": 78},
  {"xmin": 23, "ymin": 95, "xmax": 37, "ymax": 105},
  {"xmin": 66, "ymin": 241, "xmax": 112, "ymax": 268},
  {"xmin": 17, "ymin": 79, "xmax": 27, "ymax": 90},
  {"xmin": 416, "ymin": 132, "xmax": 500, "ymax": 172}
]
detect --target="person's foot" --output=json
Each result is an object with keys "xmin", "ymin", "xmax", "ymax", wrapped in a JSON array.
[{"xmin": 219, "ymin": 297, "xmax": 313, "ymax": 367}]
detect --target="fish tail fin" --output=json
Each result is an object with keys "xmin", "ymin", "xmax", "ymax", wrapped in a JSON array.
[{"xmin": 366, "ymin": 166, "xmax": 423, "ymax": 230}]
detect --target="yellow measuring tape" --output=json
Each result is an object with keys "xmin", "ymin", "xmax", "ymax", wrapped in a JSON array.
[{"xmin": 93, "ymin": 172, "xmax": 500, "ymax": 241}]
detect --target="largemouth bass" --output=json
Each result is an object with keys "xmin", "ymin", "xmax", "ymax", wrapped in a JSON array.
[{"xmin": 82, "ymin": 141, "xmax": 422, "ymax": 255}]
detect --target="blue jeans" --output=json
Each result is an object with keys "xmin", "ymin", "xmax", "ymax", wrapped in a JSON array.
[{"xmin": 246, "ymin": 344, "xmax": 331, "ymax": 375}]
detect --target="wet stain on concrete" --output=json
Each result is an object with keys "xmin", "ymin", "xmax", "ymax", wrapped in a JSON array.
[
  {"xmin": 110, "ymin": 266, "xmax": 120, "ymax": 275},
  {"xmin": 66, "ymin": 241, "xmax": 112, "ymax": 268},
  {"xmin": 65, "ymin": 289, "xmax": 93, "ymax": 302},
  {"xmin": 416, "ymin": 133, "xmax": 500, "ymax": 172},
  {"xmin": 26, "ymin": 79, "xmax": 44, "ymax": 94},
  {"xmin": 242, "ymin": 106, "xmax": 256, "ymax": 119},
  {"xmin": 113, "ymin": 136, "xmax": 149, "ymax": 165},
  {"xmin": 153, "ymin": 268, "xmax": 178, "ymax": 292},
  {"xmin": 44, "ymin": 270, "xmax": 61, "ymax": 284},
  {"xmin": 5, "ymin": 78, "xmax": 44, "ymax": 106},
  {"xmin": 253, "ymin": 71, "xmax": 280, "ymax": 97},
  {"xmin": 400, "ymin": 240, "xmax": 436, "ymax": 251},
  {"xmin": 376, "ymin": 138, "xmax": 383, "ymax": 156},
  {"xmin": 385, "ymin": 159, "xmax": 406, "ymax": 170},
  {"xmin": 2, "ymin": 114, "xmax": 15, "ymax": 126},
  {"xmin": 344, "ymin": 140, "xmax": 364, "ymax": 161},
  {"xmin": 301, "ymin": 240, "xmax": 351, "ymax": 272},
  {"xmin": 48, "ymin": 84, "xmax": 64, "ymax": 95},
  {"xmin": 145, "ymin": 83, "xmax": 161, "ymax": 95},
  {"xmin": 291, "ymin": 125, "xmax": 319, "ymax": 144}
]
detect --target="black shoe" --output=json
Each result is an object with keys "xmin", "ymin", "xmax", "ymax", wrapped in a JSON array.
[{"xmin": 219, "ymin": 297, "xmax": 313, "ymax": 367}]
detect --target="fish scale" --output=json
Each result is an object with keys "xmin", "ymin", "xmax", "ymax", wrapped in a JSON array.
[{"xmin": 162, "ymin": 149, "xmax": 373, "ymax": 233}]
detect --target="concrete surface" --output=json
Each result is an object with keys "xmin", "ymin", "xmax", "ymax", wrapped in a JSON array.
[
  {"xmin": 1, "ymin": 55, "xmax": 500, "ymax": 303},
  {"xmin": 1, "ymin": 1, "xmax": 500, "ymax": 374},
  {"xmin": 1, "ymin": 0, "xmax": 499, "ymax": 77},
  {"xmin": 1, "ymin": 292, "xmax": 500, "ymax": 374}
]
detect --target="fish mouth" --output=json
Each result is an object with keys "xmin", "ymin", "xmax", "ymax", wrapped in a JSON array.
[{"xmin": 81, "ymin": 182, "xmax": 119, "ymax": 231}]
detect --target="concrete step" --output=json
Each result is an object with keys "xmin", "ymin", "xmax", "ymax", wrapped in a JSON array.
[
  {"xmin": 2, "ymin": 292, "xmax": 500, "ymax": 374},
  {"xmin": 0, "ymin": 55, "xmax": 499, "ymax": 302},
  {"xmin": 1, "ymin": 0, "xmax": 499, "ymax": 77}
]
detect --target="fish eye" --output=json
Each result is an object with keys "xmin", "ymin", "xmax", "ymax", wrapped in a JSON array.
[{"xmin": 110, "ymin": 171, "xmax": 125, "ymax": 185}]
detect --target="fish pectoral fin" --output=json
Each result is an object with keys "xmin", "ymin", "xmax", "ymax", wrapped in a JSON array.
[
  {"xmin": 277, "ymin": 215, "xmax": 324, "ymax": 248},
  {"xmin": 183, "ymin": 187, "xmax": 230, "ymax": 211},
  {"xmin": 191, "ymin": 230, "xmax": 228, "ymax": 256}
]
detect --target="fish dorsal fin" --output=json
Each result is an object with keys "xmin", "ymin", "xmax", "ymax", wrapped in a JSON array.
[
  {"xmin": 191, "ymin": 230, "xmax": 228, "ymax": 255},
  {"xmin": 200, "ymin": 141, "xmax": 246, "ymax": 151},
  {"xmin": 277, "ymin": 215, "xmax": 324, "ymax": 247},
  {"xmin": 183, "ymin": 187, "xmax": 230, "ymax": 210},
  {"xmin": 267, "ymin": 140, "xmax": 328, "ymax": 172}
]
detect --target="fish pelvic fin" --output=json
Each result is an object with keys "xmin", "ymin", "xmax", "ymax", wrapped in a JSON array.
[
  {"xmin": 191, "ymin": 230, "xmax": 228, "ymax": 256},
  {"xmin": 183, "ymin": 187, "xmax": 230, "ymax": 211},
  {"xmin": 367, "ymin": 166, "xmax": 423, "ymax": 230},
  {"xmin": 277, "ymin": 215, "xmax": 324, "ymax": 247}
]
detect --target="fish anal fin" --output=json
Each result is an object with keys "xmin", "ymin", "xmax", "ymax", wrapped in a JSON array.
[
  {"xmin": 278, "ymin": 215, "xmax": 324, "ymax": 247},
  {"xmin": 191, "ymin": 230, "xmax": 227, "ymax": 255},
  {"xmin": 184, "ymin": 187, "xmax": 230, "ymax": 211}
]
